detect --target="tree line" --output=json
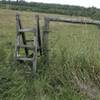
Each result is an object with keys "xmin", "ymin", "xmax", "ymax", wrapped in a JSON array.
[{"xmin": 0, "ymin": 1, "xmax": 100, "ymax": 20}]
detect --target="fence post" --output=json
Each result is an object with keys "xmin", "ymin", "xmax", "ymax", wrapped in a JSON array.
[{"xmin": 43, "ymin": 17, "xmax": 49, "ymax": 64}]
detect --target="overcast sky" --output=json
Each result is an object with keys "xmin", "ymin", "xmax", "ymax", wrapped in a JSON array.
[{"xmin": 26, "ymin": 0, "xmax": 100, "ymax": 8}]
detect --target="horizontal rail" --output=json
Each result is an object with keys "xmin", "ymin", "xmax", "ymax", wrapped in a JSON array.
[
  {"xmin": 46, "ymin": 17, "xmax": 100, "ymax": 25},
  {"xmin": 26, "ymin": 40, "xmax": 34, "ymax": 42},
  {"xmin": 18, "ymin": 28, "xmax": 36, "ymax": 33},
  {"xmin": 16, "ymin": 57, "xmax": 33, "ymax": 61}
]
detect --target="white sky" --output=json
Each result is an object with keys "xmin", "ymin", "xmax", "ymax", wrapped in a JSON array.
[{"xmin": 27, "ymin": 0, "xmax": 100, "ymax": 8}]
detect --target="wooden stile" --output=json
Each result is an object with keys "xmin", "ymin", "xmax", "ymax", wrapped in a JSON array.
[
  {"xmin": 15, "ymin": 13, "xmax": 42, "ymax": 75},
  {"xmin": 15, "ymin": 14, "xmax": 100, "ymax": 76}
]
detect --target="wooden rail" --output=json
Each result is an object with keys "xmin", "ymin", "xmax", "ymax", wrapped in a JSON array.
[{"xmin": 47, "ymin": 17, "xmax": 100, "ymax": 25}]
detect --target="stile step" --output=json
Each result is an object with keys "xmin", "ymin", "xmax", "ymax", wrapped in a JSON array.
[
  {"xmin": 16, "ymin": 57, "xmax": 33, "ymax": 61},
  {"xmin": 18, "ymin": 28, "xmax": 36, "ymax": 33},
  {"xmin": 26, "ymin": 40, "xmax": 34, "ymax": 42}
]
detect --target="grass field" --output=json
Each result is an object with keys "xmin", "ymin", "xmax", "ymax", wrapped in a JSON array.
[{"xmin": 0, "ymin": 9, "xmax": 100, "ymax": 100}]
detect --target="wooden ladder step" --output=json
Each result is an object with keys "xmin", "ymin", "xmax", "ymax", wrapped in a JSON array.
[
  {"xmin": 17, "ymin": 44, "xmax": 34, "ymax": 50},
  {"xmin": 26, "ymin": 40, "xmax": 34, "ymax": 42},
  {"xmin": 16, "ymin": 57, "xmax": 33, "ymax": 61},
  {"xmin": 18, "ymin": 28, "xmax": 36, "ymax": 33}
]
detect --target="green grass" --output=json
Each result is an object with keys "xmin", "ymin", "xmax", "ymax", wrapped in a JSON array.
[{"xmin": 0, "ymin": 9, "xmax": 100, "ymax": 100}]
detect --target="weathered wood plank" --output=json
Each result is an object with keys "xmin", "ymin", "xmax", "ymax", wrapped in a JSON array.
[
  {"xmin": 32, "ymin": 15, "xmax": 38, "ymax": 74},
  {"xmin": 42, "ymin": 17, "xmax": 49, "ymax": 64},
  {"xmin": 36, "ymin": 15, "xmax": 42, "ymax": 55},
  {"xmin": 26, "ymin": 40, "xmax": 34, "ymax": 42},
  {"xmin": 43, "ymin": 17, "xmax": 49, "ymax": 51},
  {"xmin": 16, "ymin": 57, "xmax": 33, "ymax": 61},
  {"xmin": 15, "ymin": 13, "xmax": 20, "ymax": 58},
  {"xmin": 18, "ymin": 28, "xmax": 36, "ymax": 33},
  {"xmin": 47, "ymin": 17, "xmax": 100, "ymax": 25}
]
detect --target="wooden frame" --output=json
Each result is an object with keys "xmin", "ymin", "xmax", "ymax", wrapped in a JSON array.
[
  {"xmin": 15, "ymin": 13, "xmax": 42, "ymax": 75},
  {"xmin": 43, "ymin": 17, "xmax": 100, "ymax": 62}
]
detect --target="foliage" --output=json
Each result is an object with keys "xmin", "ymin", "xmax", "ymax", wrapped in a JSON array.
[{"xmin": 0, "ymin": 1, "xmax": 100, "ymax": 20}]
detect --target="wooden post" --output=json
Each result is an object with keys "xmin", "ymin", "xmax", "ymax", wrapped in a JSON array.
[
  {"xmin": 36, "ymin": 15, "xmax": 42, "ymax": 55},
  {"xmin": 47, "ymin": 17, "xmax": 100, "ymax": 25},
  {"xmin": 15, "ymin": 13, "xmax": 21, "ymax": 58},
  {"xmin": 32, "ymin": 15, "xmax": 39, "ymax": 75},
  {"xmin": 43, "ymin": 17, "xmax": 49, "ymax": 64}
]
